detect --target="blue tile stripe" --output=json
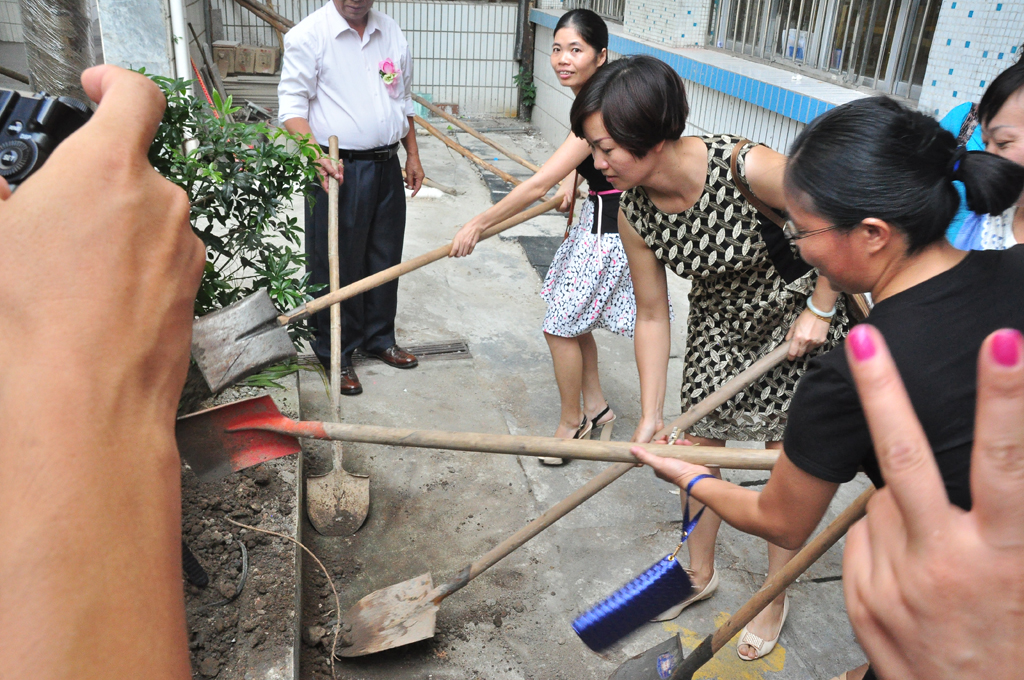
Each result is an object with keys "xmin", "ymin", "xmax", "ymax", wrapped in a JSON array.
[{"xmin": 530, "ymin": 8, "xmax": 834, "ymax": 124}]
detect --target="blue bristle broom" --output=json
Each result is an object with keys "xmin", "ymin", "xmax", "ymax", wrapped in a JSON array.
[{"xmin": 573, "ymin": 473, "xmax": 714, "ymax": 652}]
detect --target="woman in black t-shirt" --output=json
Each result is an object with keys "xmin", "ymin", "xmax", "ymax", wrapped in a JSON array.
[{"xmin": 632, "ymin": 96, "xmax": 1024, "ymax": 680}]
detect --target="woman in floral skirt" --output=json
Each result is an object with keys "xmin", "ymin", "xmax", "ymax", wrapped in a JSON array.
[{"xmin": 450, "ymin": 9, "xmax": 643, "ymax": 464}]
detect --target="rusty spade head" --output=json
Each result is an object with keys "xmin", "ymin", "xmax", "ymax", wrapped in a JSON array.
[{"xmin": 191, "ymin": 289, "xmax": 297, "ymax": 393}]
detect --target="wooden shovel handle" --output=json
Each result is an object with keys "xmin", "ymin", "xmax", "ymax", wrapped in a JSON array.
[
  {"xmin": 327, "ymin": 138, "xmax": 342, "ymax": 422},
  {"xmin": 428, "ymin": 338, "xmax": 793, "ymax": 603},
  {"xmin": 414, "ymin": 115, "xmax": 522, "ymax": 187},
  {"xmin": 669, "ymin": 487, "xmax": 875, "ymax": 679},
  {"xmin": 307, "ymin": 421, "xmax": 778, "ymax": 468},
  {"xmin": 281, "ymin": 196, "xmax": 560, "ymax": 324},
  {"xmin": 658, "ymin": 341, "xmax": 792, "ymax": 439},
  {"xmin": 412, "ymin": 95, "xmax": 542, "ymax": 174}
]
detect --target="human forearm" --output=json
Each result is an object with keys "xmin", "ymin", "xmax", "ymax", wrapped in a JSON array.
[
  {"xmin": 634, "ymin": 317, "xmax": 671, "ymax": 439},
  {"xmin": 283, "ymin": 116, "xmax": 314, "ymax": 140},
  {"xmin": 401, "ymin": 116, "xmax": 419, "ymax": 159},
  {"xmin": 0, "ymin": 364, "xmax": 189, "ymax": 679},
  {"xmin": 809, "ymin": 274, "xmax": 840, "ymax": 311},
  {"xmin": 470, "ymin": 175, "xmax": 557, "ymax": 231},
  {"xmin": 686, "ymin": 477, "xmax": 800, "ymax": 547},
  {"xmin": 0, "ymin": 65, "xmax": 202, "ymax": 680},
  {"xmin": 282, "ymin": 117, "xmax": 341, "ymax": 189},
  {"xmin": 631, "ymin": 447, "xmax": 838, "ymax": 549}
]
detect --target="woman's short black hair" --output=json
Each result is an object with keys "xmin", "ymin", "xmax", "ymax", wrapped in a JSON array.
[
  {"xmin": 786, "ymin": 96, "xmax": 1024, "ymax": 253},
  {"xmin": 978, "ymin": 61, "xmax": 1024, "ymax": 126},
  {"xmin": 569, "ymin": 55, "xmax": 688, "ymax": 158},
  {"xmin": 554, "ymin": 9, "xmax": 608, "ymax": 53}
]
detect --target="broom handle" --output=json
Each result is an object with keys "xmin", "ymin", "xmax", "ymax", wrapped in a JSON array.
[
  {"xmin": 428, "ymin": 345, "xmax": 793, "ymax": 604},
  {"xmin": 280, "ymin": 196, "xmax": 560, "ymax": 324},
  {"xmin": 413, "ymin": 115, "xmax": 523, "ymax": 186},
  {"xmin": 412, "ymin": 94, "xmax": 542, "ymax": 174},
  {"xmin": 669, "ymin": 486, "xmax": 876, "ymax": 680},
  {"xmin": 299, "ymin": 421, "xmax": 779, "ymax": 468}
]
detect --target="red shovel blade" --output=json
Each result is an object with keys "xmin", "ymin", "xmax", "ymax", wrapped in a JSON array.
[{"xmin": 176, "ymin": 395, "xmax": 302, "ymax": 481}]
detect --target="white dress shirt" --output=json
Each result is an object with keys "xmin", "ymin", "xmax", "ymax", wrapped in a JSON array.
[{"xmin": 278, "ymin": 3, "xmax": 414, "ymax": 150}]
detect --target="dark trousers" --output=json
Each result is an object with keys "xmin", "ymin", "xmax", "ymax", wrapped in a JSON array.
[{"xmin": 305, "ymin": 155, "xmax": 406, "ymax": 367}]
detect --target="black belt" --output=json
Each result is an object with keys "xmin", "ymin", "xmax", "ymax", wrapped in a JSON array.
[{"xmin": 319, "ymin": 142, "xmax": 400, "ymax": 162}]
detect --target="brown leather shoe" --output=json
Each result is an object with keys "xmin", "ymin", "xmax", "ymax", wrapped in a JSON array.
[
  {"xmin": 369, "ymin": 345, "xmax": 418, "ymax": 369},
  {"xmin": 336, "ymin": 366, "xmax": 363, "ymax": 395}
]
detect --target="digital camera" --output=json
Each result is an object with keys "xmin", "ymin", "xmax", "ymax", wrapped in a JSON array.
[{"xmin": 0, "ymin": 90, "xmax": 92, "ymax": 190}]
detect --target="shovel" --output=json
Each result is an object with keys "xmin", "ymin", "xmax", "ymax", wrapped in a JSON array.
[
  {"xmin": 332, "ymin": 342, "xmax": 794, "ymax": 657},
  {"xmin": 174, "ymin": 393, "xmax": 779, "ymax": 478},
  {"xmin": 190, "ymin": 196, "xmax": 561, "ymax": 393},
  {"xmin": 303, "ymin": 137, "xmax": 370, "ymax": 537},
  {"xmin": 610, "ymin": 486, "xmax": 875, "ymax": 680}
]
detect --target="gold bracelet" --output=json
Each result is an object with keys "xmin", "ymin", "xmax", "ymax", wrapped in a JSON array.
[{"xmin": 806, "ymin": 307, "xmax": 833, "ymax": 323}]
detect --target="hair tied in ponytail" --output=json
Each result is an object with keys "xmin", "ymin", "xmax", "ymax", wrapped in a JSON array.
[{"xmin": 950, "ymin": 146, "xmax": 969, "ymax": 179}]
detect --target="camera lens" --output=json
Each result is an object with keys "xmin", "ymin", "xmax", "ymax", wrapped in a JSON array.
[{"xmin": 0, "ymin": 139, "xmax": 35, "ymax": 179}]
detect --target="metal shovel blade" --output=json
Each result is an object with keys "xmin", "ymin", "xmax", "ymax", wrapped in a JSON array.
[
  {"xmin": 337, "ymin": 572, "xmax": 437, "ymax": 657},
  {"xmin": 609, "ymin": 634, "xmax": 685, "ymax": 680},
  {"xmin": 191, "ymin": 289, "xmax": 297, "ymax": 393},
  {"xmin": 176, "ymin": 395, "xmax": 302, "ymax": 481},
  {"xmin": 306, "ymin": 441, "xmax": 369, "ymax": 536}
]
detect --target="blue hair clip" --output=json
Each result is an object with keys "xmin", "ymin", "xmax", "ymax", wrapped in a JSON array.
[
  {"xmin": 573, "ymin": 473, "xmax": 715, "ymax": 651},
  {"xmin": 953, "ymin": 159, "xmax": 962, "ymax": 173}
]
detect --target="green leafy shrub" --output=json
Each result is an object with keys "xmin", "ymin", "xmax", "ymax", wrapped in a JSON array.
[
  {"xmin": 147, "ymin": 74, "xmax": 322, "ymax": 344},
  {"xmin": 145, "ymin": 75, "xmax": 325, "ymax": 403}
]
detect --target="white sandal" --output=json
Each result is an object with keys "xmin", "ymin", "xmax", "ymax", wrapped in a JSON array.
[
  {"xmin": 651, "ymin": 566, "xmax": 719, "ymax": 621},
  {"xmin": 737, "ymin": 593, "xmax": 789, "ymax": 660}
]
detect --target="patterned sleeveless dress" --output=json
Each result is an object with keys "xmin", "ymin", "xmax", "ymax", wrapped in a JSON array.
[{"xmin": 620, "ymin": 135, "xmax": 850, "ymax": 441}]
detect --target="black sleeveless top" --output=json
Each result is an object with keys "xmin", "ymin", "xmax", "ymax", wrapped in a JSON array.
[{"xmin": 576, "ymin": 155, "xmax": 620, "ymax": 234}]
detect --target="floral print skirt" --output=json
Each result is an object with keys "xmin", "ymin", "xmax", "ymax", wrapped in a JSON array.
[{"xmin": 540, "ymin": 198, "xmax": 638, "ymax": 339}]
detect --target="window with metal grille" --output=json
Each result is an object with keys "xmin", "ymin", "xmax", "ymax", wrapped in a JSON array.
[
  {"xmin": 708, "ymin": 0, "xmax": 941, "ymax": 99},
  {"xmin": 563, "ymin": 0, "xmax": 625, "ymax": 23}
]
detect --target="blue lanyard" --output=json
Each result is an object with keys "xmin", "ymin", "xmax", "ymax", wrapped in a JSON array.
[{"xmin": 680, "ymin": 473, "xmax": 715, "ymax": 542}]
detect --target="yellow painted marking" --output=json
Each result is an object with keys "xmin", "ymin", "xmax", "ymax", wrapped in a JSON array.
[{"xmin": 661, "ymin": 611, "xmax": 786, "ymax": 679}]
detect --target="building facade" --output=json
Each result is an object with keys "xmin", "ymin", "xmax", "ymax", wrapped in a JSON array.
[{"xmin": 531, "ymin": 0, "xmax": 1023, "ymax": 151}]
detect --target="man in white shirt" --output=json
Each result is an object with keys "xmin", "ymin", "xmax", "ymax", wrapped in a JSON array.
[{"xmin": 279, "ymin": 0, "xmax": 425, "ymax": 395}]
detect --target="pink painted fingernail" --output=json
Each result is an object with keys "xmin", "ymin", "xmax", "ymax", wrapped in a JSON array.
[
  {"xmin": 848, "ymin": 325, "xmax": 876, "ymax": 362},
  {"xmin": 991, "ymin": 329, "xmax": 1023, "ymax": 367}
]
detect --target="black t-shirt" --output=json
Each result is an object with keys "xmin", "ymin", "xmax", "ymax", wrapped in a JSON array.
[{"xmin": 784, "ymin": 246, "xmax": 1024, "ymax": 510}]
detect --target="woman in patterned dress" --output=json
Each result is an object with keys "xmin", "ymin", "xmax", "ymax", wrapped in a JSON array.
[
  {"xmin": 569, "ymin": 55, "xmax": 850, "ymax": 659},
  {"xmin": 451, "ymin": 10, "xmax": 637, "ymax": 464}
]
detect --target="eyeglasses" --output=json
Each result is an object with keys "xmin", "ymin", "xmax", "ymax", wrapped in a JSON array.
[{"xmin": 782, "ymin": 220, "xmax": 847, "ymax": 241}]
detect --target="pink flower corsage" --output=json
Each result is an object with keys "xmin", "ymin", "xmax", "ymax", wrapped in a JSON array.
[{"xmin": 379, "ymin": 58, "xmax": 402, "ymax": 97}]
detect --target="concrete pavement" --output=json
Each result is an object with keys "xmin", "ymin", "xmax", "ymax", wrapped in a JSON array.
[{"xmin": 297, "ymin": 118, "xmax": 872, "ymax": 680}]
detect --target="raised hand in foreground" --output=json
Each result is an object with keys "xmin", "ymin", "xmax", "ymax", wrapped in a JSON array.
[
  {"xmin": 0, "ymin": 65, "xmax": 204, "ymax": 680},
  {"xmin": 843, "ymin": 324, "xmax": 1024, "ymax": 680}
]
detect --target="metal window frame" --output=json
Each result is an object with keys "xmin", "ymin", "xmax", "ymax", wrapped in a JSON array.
[
  {"xmin": 563, "ymin": 0, "xmax": 625, "ymax": 23},
  {"xmin": 707, "ymin": 0, "xmax": 940, "ymax": 101}
]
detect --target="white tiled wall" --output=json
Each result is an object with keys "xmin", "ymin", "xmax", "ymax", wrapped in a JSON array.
[
  {"xmin": 537, "ymin": 0, "xmax": 565, "ymax": 9},
  {"xmin": 684, "ymin": 79, "xmax": 806, "ymax": 152},
  {"xmin": 0, "ymin": 0, "xmax": 23, "ymax": 42},
  {"xmin": 532, "ymin": 24, "xmax": 805, "ymax": 152},
  {"xmin": 623, "ymin": 0, "xmax": 711, "ymax": 47},
  {"xmin": 918, "ymin": 0, "xmax": 1024, "ymax": 118}
]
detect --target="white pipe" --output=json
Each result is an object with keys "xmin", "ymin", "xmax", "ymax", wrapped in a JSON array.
[{"xmin": 168, "ymin": 0, "xmax": 191, "ymax": 81}]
